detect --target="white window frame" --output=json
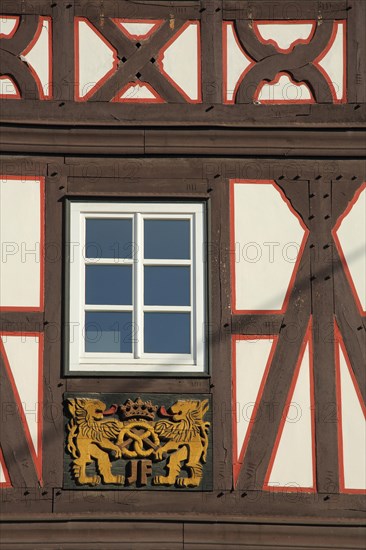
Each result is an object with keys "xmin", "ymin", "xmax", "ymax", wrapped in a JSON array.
[{"xmin": 66, "ymin": 201, "xmax": 206, "ymax": 375}]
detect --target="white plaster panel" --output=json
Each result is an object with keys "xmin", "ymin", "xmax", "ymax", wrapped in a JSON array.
[
  {"xmin": 77, "ymin": 20, "xmax": 116, "ymax": 99},
  {"xmin": 225, "ymin": 22, "xmax": 253, "ymax": 102},
  {"xmin": 120, "ymin": 83, "xmax": 158, "ymax": 100},
  {"xmin": 0, "ymin": 178, "xmax": 41, "ymax": 308},
  {"xmin": 336, "ymin": 187, "xmax": 366, "ymax": 312},
  {"xmin": 233, "ymin": 182, "xmax": 306, "ymax": 312},
  {"xmin": 22, "ymin": 18, "xmax": 51, "ymax": 98},
  {"xmin": 0, "ymin": 16, "xmax": 18, "ymax": 37},
  {"xmin": 339, "ymin": 344, "xmax": 366, "ymax": 490},
  {"xmin": 0, "ymin": 459, "xmax": 7, "ymax": 484},
  {"xmin": 255, "ymin": 23, "xmax": 314, "ymax": 51},
  {"xmin": 267, "ymin": 342, "xmax": 314, "ymax": 488},
  {"xmin": 160, "ymin": 23, "xmax": 199, "ymax": 101},
  {"xmin": 0, "ymin": 77, "xmax": 18, "ymax": 96},
  {"xmin": 120, "ymin": 22, "xmax": 157, "ymax": 38},
  {"xmin": 317, "ymin": 22, "xmax": 345, "ymax": 101},
  {"xmin": 1, "ymin": 335, "xmax": 40, "ymax": 457},
  {"xmin": 235, "ymin": 338, "xmax": 274, "ymax": 460},
  {"xmin": 257, "ymin": 74, "xmax": 313, "ymax": 103}
]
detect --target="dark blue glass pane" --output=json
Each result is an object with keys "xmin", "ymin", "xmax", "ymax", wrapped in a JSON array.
[
  {"xmin": 144, "ymin": 220, "xmax": 190, "ymax": 259},
  {"xmin": 144, "ymin": 313, "xmax": 190, "ymax": 353},
  {"xmin": 144, "ymin": 266, "xmax": 190, "ymax": 306},
  {"xmin": 85, "ymin": 312, "xmax": 133, "ymax": 352},
  {"xmin": 86, "ymin": 218, "xmax": 133, "ymax": 259},
  {"xmin": 85, "ymin": 265, "xmax": 132, "ymax": 305}
]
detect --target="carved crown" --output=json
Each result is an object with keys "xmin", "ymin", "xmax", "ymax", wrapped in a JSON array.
[{"xmin": 120, "ymin": 397, "xmax": 158, "ymax": 421}]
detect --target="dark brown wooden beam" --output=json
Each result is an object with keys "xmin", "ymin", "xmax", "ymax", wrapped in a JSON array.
[
  {"xmin": 67, "ymin": 177, "xmax": 209, "ymax": 196},
  {"xmin": 223, "ymin": 0, "xmax": 348, "ymax": 20},
  {"xmin": 52, "ymin": 2, "xmax": 74, "ymax": 102},
  {"xmin": 208, "ymin": 174, "xmax": 233, "ymax": 490},
  {"xmin": 1, "ymin": 101, "xmax": 365, "ymax": 127},
  {"xmin": 0, "ymin": 312, "xmax": 44, "ymax": 332},
  {"xmin": 51, "ymin": 487, "xmax": 366, "ymax": 519},
  {"xmin": 231, "ymin": 315, "xmax": 283, "ymax": 335},
  {"xmin": 145, "ymin": 129, "xmax": 366, "ymax": 156},
  {"xmin": 42, "ymin": 176, "xmax": 66, "ymax": 488},
  {"xmin": 0, "ymin": 126, "xmax": 144, "ymax": 155},
  {"xmin": 1, "ymin": 127, "xmax": 366, "ymax": 156},
  {"xmin": 66, "ymin": 377, "xmax": 210, "ymax": 394},
  {"xmin": 201, "ymin": 0, "xmax": 222, "ymax": 104},
  {"xmin": 74, "ymin": 0, "xmax": 202, "ymax": 19},
  {"xmin": 309, "ymin": 179, "xmax": 339, "ymax": 494},
  {"xmin": 0, "ymin": 518, "xmax": 365, "ymax": 549}
]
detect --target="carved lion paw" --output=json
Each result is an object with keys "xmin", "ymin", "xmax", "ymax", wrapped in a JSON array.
[
  {"xmin": 154, "ymin": 449, "xmax": 165, "ymax": 461},
  {"xmin": 176, "ymin": 477, "xmax": 200, "ymax": 488},
  {"xmin": 152, "ymin": 475, "xmax": 171, "ymax": 486},
  {"xmin": 113, "ymin": 447, "xmax": 122, "ymax": 458},
  {"xmin": 89, "ymin": 475, "xmax": 101, "ymax": 486}
]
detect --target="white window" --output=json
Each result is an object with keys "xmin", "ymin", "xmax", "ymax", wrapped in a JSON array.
[{"xmin": 66, "ymin": 201, "xmax": 206, "ymax": 374}]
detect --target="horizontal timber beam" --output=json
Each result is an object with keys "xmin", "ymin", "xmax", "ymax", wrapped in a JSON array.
[
  {"xmin": 0, "ymin": 126, "xmax": 365, "ymax": 157},
  {"xmin": 0, "ymin": 517, "xmax": 365, "ymax": 549}
]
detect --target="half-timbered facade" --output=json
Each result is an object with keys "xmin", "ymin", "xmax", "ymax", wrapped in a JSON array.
[{"xmin": 0, "ymin": 1, "xmax": 365, "ymax": 547}]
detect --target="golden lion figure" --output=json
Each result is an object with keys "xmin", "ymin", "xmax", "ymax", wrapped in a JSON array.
[
  {"xmin": 66, "ymin": 398, "xmax": 125, "ymax": 486},
  {"xmin": 153, "ymin": 399, "xmax": 210, "ymax": 487}
]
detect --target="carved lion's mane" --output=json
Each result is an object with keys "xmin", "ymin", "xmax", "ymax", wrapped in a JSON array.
[
  {"xmin": 154, "ymin": 401, "xmax": 210, "ymax": 462},
  {"xmin": 67, "ymin": 398, "xmax": 121, "ymax": 458}
]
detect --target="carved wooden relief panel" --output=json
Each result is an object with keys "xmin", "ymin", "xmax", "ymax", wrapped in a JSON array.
[{"xmin": 64, "ymin": 394, "xmax": 212, "ymax": 490}]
